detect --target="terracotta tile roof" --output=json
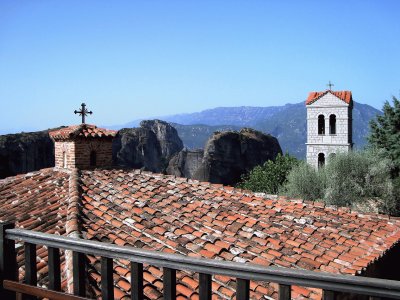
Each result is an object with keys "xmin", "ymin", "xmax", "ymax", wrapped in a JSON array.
[
  {"xmin": 49, "ymin": 124, "xmax": 117, "ymax": 140},
  {"xmin": 1, "ymin": 167, "xmax": 400, "ymax": 299},
  {"xmin": 79, "ymin": 169, "xmax": 400, "ymax": 299},
  {"xmin": 306, "ymin": 90, "xmax": 352, "ymax": 105},
  {"xmin": 0, "ymin": 168, "xmax": 70, "ymax": 288}
]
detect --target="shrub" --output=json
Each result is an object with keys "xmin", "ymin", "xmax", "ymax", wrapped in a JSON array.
[
  {"xmin": 323, "ymin": 150, "xmax": 395, "ymax": 213},
  {"xmin": 283, "ymin": 161, "xmax": 325, "ymax": 200},
  {"xmin": 283, "ymin": 150, "xmax": 397, "ymax": 215},
  {"xmin": 237, "ymin": 153, "xmax": 299, "ymax": 194}
]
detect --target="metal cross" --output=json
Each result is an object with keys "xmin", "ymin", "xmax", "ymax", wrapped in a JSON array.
[
  {"xmin": 74, "ymin": 103, "xmax": 92, "ymax": 124},
  {"xmin": 327, "ymin": 81, "xmax": 334, "ymax": 90}
]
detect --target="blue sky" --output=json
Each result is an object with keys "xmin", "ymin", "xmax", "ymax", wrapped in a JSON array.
[{"xmin": 0, "ymin": 1, "xmax": 399, "ymax": 133}]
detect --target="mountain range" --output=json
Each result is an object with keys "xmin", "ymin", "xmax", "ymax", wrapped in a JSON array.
[{"xmin": 108, "ymin": 101, "xmax": 381, "ymax": 159}]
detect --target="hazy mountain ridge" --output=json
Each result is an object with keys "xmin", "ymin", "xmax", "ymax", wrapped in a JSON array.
[
  {"xmin": 105, "ymin": 105, "xmax": 286, "ymax": 129},
  {"xmin": 162, "ymin": 106, "xmax": 286, "ymax": 126},
  {"xmin": 108, "ymin": 101, "xmax": 381, "ymax": 159},
  {"xmin": 159, "ymin": 102, "xmax": 380, "ymax": 158}
]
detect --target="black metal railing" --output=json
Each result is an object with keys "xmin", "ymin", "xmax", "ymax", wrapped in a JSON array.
[{"xmin": 1, "ymin": 222, "xmax": 400, "ymax": 300}]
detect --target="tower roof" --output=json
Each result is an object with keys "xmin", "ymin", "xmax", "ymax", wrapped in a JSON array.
[
  {"xmin": 49, "ymin": 124, "xmax": 117, "ymax": 141},
  {"xmin": 306, "ymin": 90, "xmax": 352, "ymax": 105}
]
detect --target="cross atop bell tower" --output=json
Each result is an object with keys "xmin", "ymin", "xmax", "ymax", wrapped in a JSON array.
[{"xmin": 74, "ymin": 103, "xmax": 92, "ymax": 124}]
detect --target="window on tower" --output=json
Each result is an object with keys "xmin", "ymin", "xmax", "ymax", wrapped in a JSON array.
[
  {"xmin": 318, "ymin": 115, "xmax": 325, "ymax": 135},
  {"xmin": 90, "ymin": 150, "xmax": 97, "ymax": 167},
  {"xmin": 318, "ymin": 153, "xmax": 325, "ymax": 168},
  {"xmin": 329, "ymin": 114, "xmax": 336, "ymax": 135},
  {"xmin": 63, "ymin": 151, "xmax": 67, "ymax": 168}
]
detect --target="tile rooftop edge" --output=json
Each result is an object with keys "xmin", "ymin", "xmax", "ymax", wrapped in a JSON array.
[
  {"xmin": 81, "ymin": 167, "xmax": 400, "ymax": 223},
  {"xmin": 2, "ymin": 166, "xmax": 400, "ymax": 224}
]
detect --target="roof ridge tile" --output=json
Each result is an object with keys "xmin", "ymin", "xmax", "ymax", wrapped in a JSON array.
[{"xmin": 64, "ymin": 168, "xmax": 84, "ymax": 294}]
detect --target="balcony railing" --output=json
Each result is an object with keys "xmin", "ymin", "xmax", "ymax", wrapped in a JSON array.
[{"xmin": 1, "ymin": 222, "xmax": 400, "ymax": 300}]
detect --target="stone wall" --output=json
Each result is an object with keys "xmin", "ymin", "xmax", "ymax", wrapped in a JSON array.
[
  {"xmin": 306, "ymin": 144, "xmax": 351, "ymax": 168},
  {"xmin": 54, "ymin": 141, "xmax": 75, "ymax": 168}
]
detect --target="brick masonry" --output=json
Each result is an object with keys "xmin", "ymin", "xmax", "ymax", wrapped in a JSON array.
[
  {"xmin": 54, "ymin": 138, "xmax": 113, "ymax": 169},
  {"xmin": 306, "ymin": 92, "xmax": 353, "ymax": 168}
]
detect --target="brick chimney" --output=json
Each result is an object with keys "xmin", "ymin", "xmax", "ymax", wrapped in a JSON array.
[{"xmin": 49, "ymin": 124, "xmax": 116, "ymax": 169}]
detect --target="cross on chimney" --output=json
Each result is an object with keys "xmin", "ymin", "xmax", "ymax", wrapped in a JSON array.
[{"xmin": 74, "ymin": 103, "xmax": 92, "ymax": 124}]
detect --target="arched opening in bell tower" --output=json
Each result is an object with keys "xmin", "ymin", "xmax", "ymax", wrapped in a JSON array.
[
  {"xmin": 318, "ymin": 115, "xmax": 325, "ymax": 135},
  {"xmin": 329, "ymin": 114, "xmax": 336, "ymax": 135},
  {"xmin": 318, "ymin": 153, "xmax": 325, "ymax": 168}
]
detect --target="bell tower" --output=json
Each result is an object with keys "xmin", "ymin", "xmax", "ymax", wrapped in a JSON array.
[
  {"xmin": 306, "ymin": 87, "xmax": 353, "ymax": 168},
  {"xmin": 49, "ymin": 104, "xmax": 116, "ymax": 169}
]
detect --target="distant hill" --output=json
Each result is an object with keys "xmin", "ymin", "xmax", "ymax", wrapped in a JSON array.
[
  {"xmin": 163, "ymin": 106, "xmax": 286, "ymax": 127},
  {"xmin": 106, "ymin": 105, "xmax": 286, "ymax": 129},
  {"xmin": 109, "ymin": 101, "xmax": 381, "ymax": 159},
  {"xmin": 170, "ymin": 123, "xmax": 241, "ymax": 149}
]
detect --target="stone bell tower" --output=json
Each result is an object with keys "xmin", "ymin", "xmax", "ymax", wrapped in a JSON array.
[{"xmin": 306, "ymin": 86, "xmax": 353, "ymax": 168}]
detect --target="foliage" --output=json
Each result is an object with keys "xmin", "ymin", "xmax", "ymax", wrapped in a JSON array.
[
  {"xmin": 237, "ymin": 153, "xmax": 299, "ymax": 194},
  {"xmin": 323, "ymin": 150, "xmax": 395, "ymax": 213},
  {"xmin": 282, "ymin": 150, "xmax": 397, "ymax": 215},
  {"xmin": 283, "ymin": 161, "xmax": 325, "ymax": 200},
  {"xmin": 368, "ymin": 96, "xmax": 400, "ymax": 175}
]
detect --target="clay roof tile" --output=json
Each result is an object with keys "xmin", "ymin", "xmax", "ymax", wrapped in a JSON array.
[
  {"xmin": 2, "ymin": 167, "xmax": 400, "ymax": 300},
  {"xmin": 306, "ymin": 90, "xmax": 353, "ymax": 105},
  {"xmin": 48, "ymin": 124, "xmax": 116, "ymax": 140}
]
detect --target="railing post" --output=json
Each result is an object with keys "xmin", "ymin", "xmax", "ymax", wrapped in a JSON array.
[
  {"xmin": 199, "ymin": 273, "xmax": 211, "ymax": 300},
  {"xmin": 23, "ymin": 242, "xmax": 37, "ymax": 300},
  {"xmin": 101, "ymin": 257, "xmax": 114, "ymax": 300},
  {"xmin": 236, "ymin": 278, "xmax": 249, "ymax": 300},
  {"xmin": 163, "ymin": 267, "xmax": 176, "ymax": 300},
  {"xmin": 323, "ymin": 290, "xmax": 337, "ymax": 300},
  {"xmin": 73, "ymin": 251, "xmax": 85, "ymax": 296},
  {"xmin": 48, "ymin": 247, "xmax": 61, "ymax": 291},
  {"xmin": 131, "ymin": 262, "xmax": 143, "ymax": 300},
  {"xmin": 0, "ymin": 222, "xmax": 17, "ymax": 300},
  {"xmin": 279, "ymin": 284, "xmax": 291, "ymax": 300}
]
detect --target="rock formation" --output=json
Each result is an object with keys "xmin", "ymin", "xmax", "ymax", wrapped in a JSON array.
[
  {"xmin": 165, "ymin": 149, "xmax": 204, "ymax": 179},
  {"xmin": 0, "ymin": 130, "xmax": 55, "ymax": 179},
  {"xmin": 0, "ymin": 121, "xmax": 281, "ymax": 187},
  {"xmin": 112, "ymin": 120, "xmax": 183, "ymax": 172},
  {"xmin": 167, "ymin": 128, "xmax": 282, "ymax": 186},
  {"xmin": 140, "ymin": 120, "xmax": 184, "ymax": 159}
]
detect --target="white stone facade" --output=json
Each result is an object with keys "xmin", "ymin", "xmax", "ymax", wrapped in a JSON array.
[{"xmin": 306, "ymin": 92, "xmax": 353, "ymax": 168}]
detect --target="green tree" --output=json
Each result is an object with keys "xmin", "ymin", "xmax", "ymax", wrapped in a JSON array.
[
  {"xmin": 283, "ymin": 161, "xmax": 325, "ymax": 200},
  {"xmin": 369, "ymin": 96, "xmax": 400, "ymax": 175},
  {"xmin": 282, "ymin": 150, "xmax": 397, "ymax": 215},
  {"xmin": 237, "ymin": 153, "xmax": 299, "ymax": 194},
  {"xmin": 323, "ymin": 150, "xmax": 395, "ymax": 213}
]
